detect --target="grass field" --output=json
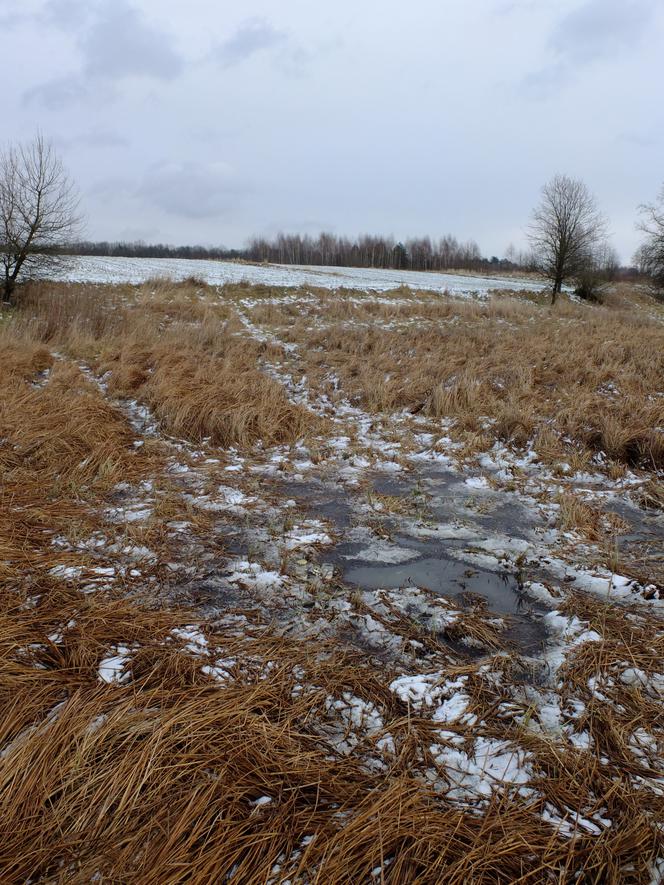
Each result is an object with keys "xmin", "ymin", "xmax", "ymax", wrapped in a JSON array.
[{"xmin": 1, "ymin": 278, "xmax": 663, "ymax": 883}]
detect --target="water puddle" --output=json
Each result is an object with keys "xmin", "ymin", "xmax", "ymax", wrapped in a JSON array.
[
  {"xmin": 269, "ymin": 470, "xmax": 550, "ymax": 653},
  {"xmin": 341, "ymin": 552, "xmax": 547, "ymax": 655},
  {"xmin": 344, "ymin": 556, "xmax": 522, "ymax": 614},
  {"xmin": 370, "ymin": 470, "xmax": 537, "ymax": 541},
  {"xmin": 269, "ymin": 478, "xmax": 353, "ymax": 529}
]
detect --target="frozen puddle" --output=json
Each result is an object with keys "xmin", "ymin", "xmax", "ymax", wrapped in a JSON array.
[
  {"xmin": 273, "ymin": 471, "xmax": 552, "ymax": 654},
  {"xmin": 343, "ymin": 556, "xmax": 523, "ymax": 614},
  {"xmin": 339, "ymin": 548, "xmax": 547, "ymax": 654}
]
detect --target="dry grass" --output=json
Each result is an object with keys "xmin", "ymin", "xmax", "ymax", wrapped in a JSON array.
[
  {"xmin": 102, "ymin": 339, "xmax": 318, "ymax": 448},
  {"xmin": 1, "ymin": 580, "xmax": 662, "ymax": 883},
  {"xmin": 0, "ymin": 330, "xmax": 164, "ymax": 586},
  {"xmin": 1, "ymin": 280, "xmax": 663, "ymax": 883},
  {"xmin": 556, "ymin": 492, "xmax": 628, "ymax": 544},
  {"xmin": 1, "ymin": 362, "xmax": 145, "ymax": 487},
  {"xmin": 10, "ymin": 281, "xmax": 322, "ymax": 450},
  {"xmin": 634, "ymin": 479, "xmax": 664, "ymax": 510},
  {"xmin": 1, "ymin": 586, "xmax": 662, "ymax": 882},
  {"xmin": 279, "ymin": 288, "xmax": 664, "ymax": 470}
]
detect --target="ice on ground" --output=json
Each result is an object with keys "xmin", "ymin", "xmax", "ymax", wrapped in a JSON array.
[
  {"xmin": 98, "ymin": 646, "xmax": 132, "ymax": 683},
  {"xmin": 432, "ymin": 692, "xmax": 471, "ymax": 724},
  {"xmin": 201, "ymin": 659, "xmax": 236, "ymax": 681},
  {"xmin": 217, "ymin": 485, "xmax": 255, "ymax": 506},
  {"xmin": 523, "ymin": 581, "xmax": 560, "ymax": 606},
  {"xmin": 343, "ymin": 542, "xmax": 420, "ymax": 564},
  {"xmin": 567, "ymin": 730, "xmax": 592, "ymax": 750},
  {"xmin": 49, "ymin": 565, "xmax": 84, "ymax": 580},
  {"xmin": 541, "ymin": 803, "xmax": 611, "ymax": 838},
  {"xmin": 113, "ymin": 544, "xmax": 156, "ymax": 562},
  {"xmin": 465, "ymin": 476, "xmax": 490, "ymax": 490},
  {"xmin": 91, "ymin": 567, "xmax": 115, "ymax": 577},
  {"xmin": 620, "ymin": 667, "xmax": 664, "ymax": 698},
  {"xmin": 390, "ymin": 673, "xmax": 471, "ymax": 724},
  {"xmin": 105, "ymin": 504, "xmax": 153, "ymax": 524},
  {"xmin": 172, "ymin": 626, "xmax": 208, "ymax": 654},
  {"xmin": 430, "ymin": 737, "xmax": 533, "ymax": 802},
  {"xmin": 539, "ymin": 702, "xmax": 563, "ymax": 734},
  {"xmin": 227, "ymin": 560, "xmax": 285, "ymax": 592},
  {"xmin": 283, "ymin": 521, "xmax": 332, "ymax": 549},
  {"xmin": 407, "ymin": 522, "xmax": 480, "ymax": 541},
  {"xmin": 390, "ymin": 672, "xmax": 447, "ymax": 709},
  {"xmin": 327, "ymin": 692, "xmax": 385, "ymax": 735},
  {"xmin": 543, "ymin": 611, "xmax": 602, "ymax": 676}
]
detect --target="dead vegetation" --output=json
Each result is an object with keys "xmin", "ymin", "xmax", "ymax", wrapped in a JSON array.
[
  {"xmin": 634, "ymin": 478, "xmax": 664, "ymax": 510},
  {"xmin": 556, "ymin": 492, "xmax": 628, "ymax": 543},
  {"xmin": 1, "ymin": 280, "xmax": 663, "ymax": 883},
  {"xmin": 275, "ymin": 287, "xmax": 664, "ymax": 470},
  {"xmin": 10, "ymin": 281, "xmax": 321, "ymax": 449},
  {"xmin": 103, "ymin": 340, "xmax": 317, "ymax": 448},
  {"xmin": 1, "ymin": 584, "xmax": 662, "ymax": 883}
]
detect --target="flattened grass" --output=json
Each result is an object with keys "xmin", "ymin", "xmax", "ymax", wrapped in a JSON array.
[
  {"xmin": 285, "ymin": 288, "xmax": 664, "ymax": 469},
  {"xmin": 1, "ymin": 280, "xmax": 663, "ymax": 883}
]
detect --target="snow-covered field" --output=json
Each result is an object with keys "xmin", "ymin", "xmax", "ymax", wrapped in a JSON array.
[{"xmin": 43, "ymin": 254, "xmax": 549, "ymax": 297}]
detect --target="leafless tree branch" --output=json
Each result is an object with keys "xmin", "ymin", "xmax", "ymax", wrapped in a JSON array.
[
  {"xmin": 0, "ymin": 134, "xmax": 82, "ymax": 302},
  {"xmin": 635, "ymin": 184, "xmax": 664, "ymax": 297},
  {"xmin": 527, "ymin": 174, "xmax": 608, "ymax": 304}
]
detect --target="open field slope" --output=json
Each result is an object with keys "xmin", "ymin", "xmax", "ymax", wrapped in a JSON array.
[
  {"xmin": 39, "ymin": 254, "xmax": 551, "ymax": 297},
  {"xmin": 1, "ymin": 280, "xmax": 663, "ymax": 883}
]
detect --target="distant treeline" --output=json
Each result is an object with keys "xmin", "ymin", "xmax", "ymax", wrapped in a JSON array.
[
  {"xmin": 61, "ymin": 241, "xmax": 243, "ymax": 261},
  {"xmin": 244, "ymin": 233, "xmax": 509, "ymax": 272},
  {"xmin": 60, "ymin": 234, "xmax": 639, "ymax": 277},
  {"xmin": 60, "ymin": 234, "xmax": 521, "ymax": 273}
]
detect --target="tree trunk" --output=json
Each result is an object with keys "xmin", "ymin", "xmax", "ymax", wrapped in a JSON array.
[
  {"xmin": 551, "ymin": 274, "xmax": 563, "ymax": 305},
  {"xmin": 2, "ymin": 274, "xmax": 13, "ymax": 304}
]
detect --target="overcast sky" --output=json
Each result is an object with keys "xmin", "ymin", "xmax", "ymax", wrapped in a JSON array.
[{"xmin": 2, "ymin": 0, "xmax": 662, "ymax": 260}]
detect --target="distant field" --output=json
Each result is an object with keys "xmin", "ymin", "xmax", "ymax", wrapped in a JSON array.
[{"xmin": 41, "ymin": 254, "xmax": 552, "ymax": 296}]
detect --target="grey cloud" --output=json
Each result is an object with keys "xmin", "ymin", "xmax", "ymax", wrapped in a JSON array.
[
  {"xmin": 492, "ymin": 0, "xmax": 539, "ymax": 17},
  {"xmin": 213, "ymin": 18, "xmax": 288, "ymax": 68},
  {"xmin": 0, "ymin": 11, "xmax": 28, "ymax": 28},
  {"xmin": 116, "ymin": 225, "xmax": 160, "ymax": 242},
  {"xmin": 615, "ymin": 131, "xmax": 659, "ymax": 148},
  {"xmin": 273, "ymin": 43, "xmax": 313, "ymax": 78},
  {"xmin": 42, "ymin": 0, "xmax": 97, "ymax": 28},
  {"xmin": 56, "ymin": 130, "xmax": 130, "ymax": 150},
  {"xmin": 6, "ymin": 0, "xmax": 661, "ymax": 258},
  {"xmin": 25, "ymin": 76, "xmax": 91, "ymax": 109},
  {"xmin": 25, "ymin": 0, "xmax": 183, "ymax": 107},
  {"xmin": 136, "ymin": 162, "xmax": 243, "ymax": 220},
  {"xmin": 548, "ymin": 0, "xmax": 656, "ymax": 64},
  {"xmin": 88, "ymin": 176, "xmax": 134, "ymax": 199},
  {"xmin": 520, "ymin": 61, "xmax": 568, "ymax": 99},
  {"xmin": 521, "ymin": 0, "xmax": 657, "ymax": 98},
  {"xmin": 82, "ymin": 1, "xmax": 183, "ymax": 80}
]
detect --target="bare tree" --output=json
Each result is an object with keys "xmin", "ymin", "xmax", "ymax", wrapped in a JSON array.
[
  {"xmin": 527, "ymin": 174, "xmax": 608, "ymax": 304},
  {"xmin": 0, "ymin": 134, "xmax": 81, "ymax": 303},
  {"xmin": 635, "ymin": 184, "xmax": 664, "ymax": 296}
]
